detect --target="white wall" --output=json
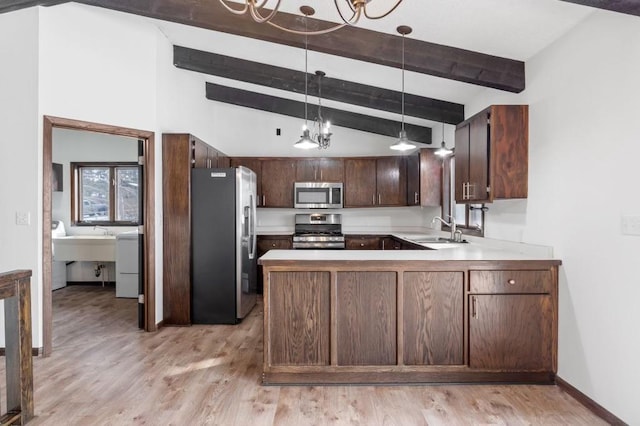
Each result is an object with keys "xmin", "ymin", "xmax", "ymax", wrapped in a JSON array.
[
  {"xmin": 0, "ymin": 8, "xmax": 40, "ymax": 346},
  {"xmin": 467, "ymin": 11, "xmax": 640, "ymax": 424}
]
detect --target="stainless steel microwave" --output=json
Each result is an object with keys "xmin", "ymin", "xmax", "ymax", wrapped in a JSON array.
[{"xmin": 294, "ymin": 182, "xmax": 343, "ymax": 209}]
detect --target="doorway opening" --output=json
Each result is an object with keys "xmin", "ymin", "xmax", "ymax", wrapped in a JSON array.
[{"xmin": 42, "ymin": 116, "xmax": 156, "ymax": 356}]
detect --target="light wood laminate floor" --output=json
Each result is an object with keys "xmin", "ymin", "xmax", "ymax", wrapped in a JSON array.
[{"xmin": 2, "ymin": 285, "xmax": 606, "ymax": 425}]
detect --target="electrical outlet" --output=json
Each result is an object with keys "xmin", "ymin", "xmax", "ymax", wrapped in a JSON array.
[
  {"xmin": 16, "ymin": 211, "xmax": 30, "ymax": 226},
  {"xmin": 621, "ymin": 215, "xmax": 640, "ymax": 236}
]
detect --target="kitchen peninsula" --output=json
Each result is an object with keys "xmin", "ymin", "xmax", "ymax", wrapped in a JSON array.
[{"xmin": 259, "ymin": 240, "xmax": 561, "ymax": 385}]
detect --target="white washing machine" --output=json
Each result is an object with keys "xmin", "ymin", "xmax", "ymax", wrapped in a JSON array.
[
  {"xmin": 116, "ymin": 231, "xmax": 139, "ymax": 298},
  {"xmin": 52, "ymin": 221, "xmax": 67, "ymax": 290}
]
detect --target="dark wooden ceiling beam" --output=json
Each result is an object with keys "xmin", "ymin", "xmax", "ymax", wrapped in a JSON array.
[
  {"xmin": 77, "ymin": 0, "xmax": 525, "ymax": 92},
  {"xmin": 206, "ymin": 83, "xmax": 432, "ymax": 145},
  {"xmin": 0, "ymin": 0, "xmax": 67, "ymax": 14},
  {"xmin": 559, "ymin": 0, "xmax": 640, "ymax": 16},
  {"xmin": 175, "ymin": 46, "xmax": 465, "ymax": 125}
]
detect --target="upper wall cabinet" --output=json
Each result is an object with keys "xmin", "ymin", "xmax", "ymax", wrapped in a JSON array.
[
  {"xmin": 455, "ymin": 105, "xmax": 528, "ymax": 203},
  {"xmin": 296, "ymin": 158, "xmax": 344, "ymax": 183},
  {"xmin": 344, "ymin": 157, "xmax": 407, "ymax": 207}
]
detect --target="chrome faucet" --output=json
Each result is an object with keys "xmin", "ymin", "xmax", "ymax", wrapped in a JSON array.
[
  {"xmin": 93, "ymin": 225, "xmax": 113, "ymax": 236},
  {"xmin": 431, "ymin": 215, "xmax": 460, "ymax": 242}
]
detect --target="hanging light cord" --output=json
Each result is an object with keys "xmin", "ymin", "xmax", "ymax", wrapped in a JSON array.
[
  {"xmin": 304, "ymin": 19, "xmax": 308, "ymax": 128},
  {"xmin": 401, "ymin": 32, "xmax": 405, "ymax": 133}
]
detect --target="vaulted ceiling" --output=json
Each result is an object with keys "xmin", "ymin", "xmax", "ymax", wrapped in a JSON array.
[{"xmin": 3, "ymin": 0, "xmax": 632, "ymax": 140}]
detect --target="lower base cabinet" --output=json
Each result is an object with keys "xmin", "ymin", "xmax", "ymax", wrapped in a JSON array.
[{"xmin": 262, "ymin": 259, "xmax": 559, "ymax": 385}]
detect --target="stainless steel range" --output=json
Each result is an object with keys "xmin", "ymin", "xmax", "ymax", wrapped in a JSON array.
[{"xmin": 293, "ymin": 213, "xmax": 345, "ymax": 249}]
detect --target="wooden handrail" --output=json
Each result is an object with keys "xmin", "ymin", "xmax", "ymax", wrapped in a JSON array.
[{"xmin": 0, "ymin": 269, "xmax": 34, "ymax": 425}]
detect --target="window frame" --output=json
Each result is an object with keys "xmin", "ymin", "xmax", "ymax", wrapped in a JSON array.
[
  {"xmin": 71, "ymin": 161, "xmax": 140, "ymax": 226},
  {"xmin": 442, "ymin": 155, "xmax": 485, "ymax": 237}
]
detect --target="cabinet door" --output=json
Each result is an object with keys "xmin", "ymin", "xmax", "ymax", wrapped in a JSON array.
[
  {"xmin": 469, "ymin": 294, "xmax": 553, "ymax": 370},
  {"xmin": 406, "ymin": 153, "xmax": 420, "ymax": 206},
  {"xmin": 296, "ymin": 158, "xmax": 344, "ymax": 182},
  {"xmin": 467, "ymin": 112, "xmax": 490, "ymax": 202},
  {"xmin": 192, "ymin": 139, "xmax": 209, "ymax": 168},
  {"xmin": 454, "ymin": 124, "xmax": 470, "ymax": 202},
  {"xmin": 344, "ymin": 159, "xmax": 376, "ymax": 207},
  {"xmin": 317, "ymin": 158, "xmax": 344, "ymax": 182},
  {"xmin": 268, "ymin": 271, "xmax": 331, "ymax": 366},
  {"xmin": 336, "ymin": 272, "xmax": 397, "ymax": 365},
  {"xmin": 381, "ymin": 237, "xmax": 402, "ymax": 250},
  {"xmin": 261, "ymin": 159, "xmax": 296, "ymax": 207},
  {"xmin": 295, "ymin": 159, "xmax": 317, "ymax": 182},
  {"xmin": 403, "ymin": 272, "xmax": 463, "ymax": 365},
  {"xmin": 420, "ymin": 149, "xmax": 442, "ymax": 207},
  {"xmin": 376, "ymin": 157, "xmax": 407, "ymax": 206}
]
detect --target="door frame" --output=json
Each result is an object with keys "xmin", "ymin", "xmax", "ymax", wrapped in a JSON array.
[{"xmin": 42, "ymin": 115, "xmax": 157, "ymax": 356}]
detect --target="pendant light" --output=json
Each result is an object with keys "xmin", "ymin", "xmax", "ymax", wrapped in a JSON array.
[
  {"xmin": 390, "ymin": 25, "xmax": 416, "ymax": 152},
  {"xmin": 435, "ymin": 121, "xmax": 453, "ymax": 157},
  {"xmin": 294, "ymin": 7, "xmax": 320, "ymax": 150}
]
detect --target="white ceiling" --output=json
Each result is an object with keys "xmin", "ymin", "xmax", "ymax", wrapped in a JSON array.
[{"xmin": 142, "ymin": 0, "xmax": 595, "ymax": 127}]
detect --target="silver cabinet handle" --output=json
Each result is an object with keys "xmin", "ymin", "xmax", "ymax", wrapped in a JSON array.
[
  {"xmin": 507, "ymin": 279, "xmax": 516, "ymax": 285},
  {"xmin": 414, "ymin": 192, "xmax": 418, "ymax": 204},
  {"xmin": 372, "ymin": 194, "xmax": 375, "ymax": 205},
  {"xmin": 378, "ymin": 194, "xmax": 381, "ymax": 205},
  {"xmin": 262, "ymin": 195, "xmax": 266, "ymax": 206}
]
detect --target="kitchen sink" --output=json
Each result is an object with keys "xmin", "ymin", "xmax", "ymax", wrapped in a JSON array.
[{"xmin": 411, "ymin": 236, "xmax": 468, "ymax": 244}]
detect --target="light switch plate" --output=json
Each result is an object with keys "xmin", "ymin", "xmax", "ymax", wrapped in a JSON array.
[
  {"xmin": 621, "ymin": 215, "xmax": 640, "ymax": 236},
  {"xmin": 16, "ymin": 211, "xmax": 30, "ymax": 226}
]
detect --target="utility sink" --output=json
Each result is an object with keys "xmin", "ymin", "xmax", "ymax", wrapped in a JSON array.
[{"xmin": 53, "ymin": 235, "xmax": 116, "ymax": 262}]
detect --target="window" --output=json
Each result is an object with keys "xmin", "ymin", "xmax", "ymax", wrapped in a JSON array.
[
  {"xmin": 442, "ymin": 155, "xmax": 484, "ymax": 237},
  {"xmin": 72, "ymin": 162, "xmax": 139, "ymax": 225}
]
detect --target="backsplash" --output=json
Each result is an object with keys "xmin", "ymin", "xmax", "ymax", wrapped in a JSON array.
[{"xmin": 256, "ymin": 206, "xmax": 441, "ymax": 234}]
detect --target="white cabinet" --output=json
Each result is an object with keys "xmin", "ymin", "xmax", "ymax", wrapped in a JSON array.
[{"xmin": 116, "ymin": 232, "xmax": 138, "ymax": 298}]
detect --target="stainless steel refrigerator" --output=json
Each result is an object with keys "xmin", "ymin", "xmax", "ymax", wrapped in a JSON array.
[{"xmin": 191, "ymin": 166, "xmax": 257, "ymax": 324}]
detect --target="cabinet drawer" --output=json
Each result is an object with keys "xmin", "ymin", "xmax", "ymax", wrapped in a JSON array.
[
  {"xmin": 470, "ymin": 270, "xmax": 552, "ymax": 294},
  {"xmin": 345, "ymin": 236, "xmax": 380, "ymax": 250},
  {"xmin": 257, "ymin": 237, "xmax": 292, "ymax": 253}
]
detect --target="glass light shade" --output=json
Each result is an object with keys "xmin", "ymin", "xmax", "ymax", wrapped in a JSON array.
[
  {"xmin": 435, "ymin": 141, "xmax": 453, "ymax": 157},
  {"xmin": 294, "ymin": 128, "xmax": 319, "ymax": 149},
  {"xmin": 390, "ymin": 130, "xmax": 416, "ymax": 151}
]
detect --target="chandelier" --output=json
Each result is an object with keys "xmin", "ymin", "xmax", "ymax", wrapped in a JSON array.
[{"xmin": 217, "ymin": 0, "xmax": 404, "ymax": 35}]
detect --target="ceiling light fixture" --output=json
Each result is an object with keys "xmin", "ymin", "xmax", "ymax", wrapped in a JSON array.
[
  {"xmin": 435, "ymin": 121, "xmax": 453, "ymax": 157},
  {"xmin": 390, "ymin": 25, "xmax": 417, "ymax": 152},
  {"xmin": 313, "ymin": 70, "xmax": 332, "ymax": 149},
  {"xmin": 218, "ymin": 0, "xmax": 404, "ymax": 36},
  {"xmin": 294, "ymin": 8, "xmax": 320, "ymax": 150}
]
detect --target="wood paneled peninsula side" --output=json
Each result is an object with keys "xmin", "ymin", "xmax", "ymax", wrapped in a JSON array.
[{"xmin": 259, "ymin": 247, "xmax": 561, "ymax": 385}]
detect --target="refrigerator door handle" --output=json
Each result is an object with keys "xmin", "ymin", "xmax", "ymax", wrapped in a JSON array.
[{"xmin": 248, "ymin": 193, "xmax": 257, "ymax": 260}]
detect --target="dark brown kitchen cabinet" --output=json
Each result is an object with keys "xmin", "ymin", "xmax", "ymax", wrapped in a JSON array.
[
  {"xmin": 407, "ymin": 149, "xmax": 441, "ymax": 207},
  {"xmin": 403, "ymin": 271, "xmax": 464, "ymax": 365},
  {"xmin": 256, "ymin": 235, "xmax": 293, "ymax": 293},
  {"xmin": 344, "ymin": 159, "xmax": 377, "ymax": 207},
  {"xmin": 163, "ymin": 133, "xmax": 228, "ymax": 326},
  {"xmin": 468, "ymin": 269, "xmax": 556, "ymax": 371},
  {"xmin": 296, "ymin": 158, "xmax": 344, "ymax": 182},
  {"xmin": 261, "ymin": 159, "xmax": 296, "ymax": 207},
  {"xmin": 455, "ymin": 105, "xmax": 528, "ymax": 203},
  {"xmin": 344, "ymin": 157, "xmax": 407, "ymax": 207},
  {"xmin": 193, "ymin": 139, "xmax": 229, "ymax": 168},
  {"xmin": 376, "ymin": 157, "xmax": 407, "ymax": 206},
  {"xmin": 345, "ymin": 235, "xmax": 381, "ymax": 250}
]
